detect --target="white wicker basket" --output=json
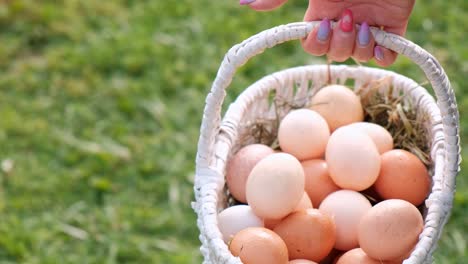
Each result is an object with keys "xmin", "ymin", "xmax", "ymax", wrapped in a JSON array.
[{"xmin": 192, "ymin": 22, "xmax": 461, "ymax": 264}]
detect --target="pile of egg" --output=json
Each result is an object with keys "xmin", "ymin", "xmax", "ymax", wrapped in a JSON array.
[{"xmin": 219, "ymin": 85, "xmax": 430, "ymax": 264}]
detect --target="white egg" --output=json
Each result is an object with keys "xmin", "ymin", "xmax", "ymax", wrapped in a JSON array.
[{"xmin": 218, "ymin": 205, "xmax": 264, "ymax": 243}]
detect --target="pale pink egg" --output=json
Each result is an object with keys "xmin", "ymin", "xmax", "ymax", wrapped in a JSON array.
[
  {"xmin": 278, "ymin": 109, "xmax": 330, "ymax": 160},
  {"xmin": 265, "ymin": 192, "xmax": 313, "ymax": 230},
  {"xmin": 246, "ymin": 153, "xmax": 305, "ymax": 219},
  {"xmin": 289, "ymin": 260, "xmax": 318, "ymax": 264},
  {"xmin": 310, "ymin": 85, "xmax": 364, "ymax": 131},
  {"xmin": 326, "ymin": 126, "xmax": 380, "ymax": 191},
  {"xmin": 319, "ymin": 190, "xmax": 372, "ymax": 251},
  {"xmin": 226, "ymin": 144, "xmax": 275, "ymax": 203},
  {"xmin": 345, "ymin": 122, "xmax": 394, "ymax": 154}
]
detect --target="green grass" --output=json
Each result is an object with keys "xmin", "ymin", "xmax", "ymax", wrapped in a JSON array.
[{"xmin": 0, "ymin": 0, "xmax": 466, "ymax": 263}]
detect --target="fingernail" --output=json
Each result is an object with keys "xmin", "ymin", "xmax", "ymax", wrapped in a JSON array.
[
  {"xmin": 374, "ymin": 46, "xmax": 384, "ymax": 61},
  {"xmin": 240, "ymin": 0, "xmax": 255, "ymax": 5},
  {"xmin": 317, "ymin": 18, "xmax": 331, "ymax": 41},
  {"xmin": 339, "ymin": 9, "xmax": 354, "ymax": 33},
  {"xmin": 358, "ymin": 22, "xmax": 370, "ymax": 46}
]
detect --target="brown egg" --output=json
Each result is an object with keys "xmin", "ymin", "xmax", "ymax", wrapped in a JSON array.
[
  {"xmin": 278, "ymin": 109, "xmax": 330, "ymax": 160},
  {"xmin": 326, "ymin": 126, "xmax": 381, "ymax": 191},
  {"xmin": 319, "ymin": 190, "xmax": 372, "ymax": 251},
  {"xmin": 264, "ymin": 217, "xmax": 283, "ymax": 230},
  {"xmin": 391, "ymin": 246, "xmax": 415, "ymax": 263},
  {"xmin": 229, "ymin": 227, "xmax": 289, "ymax": 264},
  {"xmin": 289, "ymin": 260, "xmax": 318, "ymax": 264},
  {"xmin": 274, "ymin": 209, "xmax": 336, "ymax": 262},
  {"xmin": 336, "ymin": 248, "xmax": 400, "ymax": 264},
  {"xmin": 310, "ymin": 85, "xmax": 364, "ymax": 131},
  {"xmin": 226, "ymin": 144, "xmax": 275, "ymax": 203},
  {"xmin": 302, "ymin": 159, "xmax": 340, "ymax": 207},
  {"xmin": 265, "ymin": 192, "xmax": 313, "ymax": 230},
  {"xmin": 374, "ymin": 149, "xmax": 431, "ymax": 206},
  {"xmin": 246, "ymin": 153, "xmax": 305, "ymax": 219},
  {"xmin": 358, "ymin": 199, "xmax": 423, "ymax": 261}
]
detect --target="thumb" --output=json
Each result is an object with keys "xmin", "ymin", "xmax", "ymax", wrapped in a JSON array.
[{"xmin": 240, "ymin": 0, "xmax": 288, "ymax": 11}]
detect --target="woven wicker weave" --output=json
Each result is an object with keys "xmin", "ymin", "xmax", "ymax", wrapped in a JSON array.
[{"xmin": 192, "ymin": 21, "xmax": 461, "ymax": 264}]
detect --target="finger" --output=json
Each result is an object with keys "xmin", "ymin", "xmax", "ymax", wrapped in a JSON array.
[
  {"xmin": 373, "ymin": 25, "xmax": 404, "ymax": 66},
  {"xmin": 352, "ymin": 22, "xmax": 375, "ymax": 62},
  {"xmin": 328, "ymin": 9, "xmax": 356, "ymax": 62},
  {"xmin": 240, "ymin": 0, "xmax": 288, "ymax": 11},
  {"xmin": 374, "ymin": 46, "xmax": 398, "ymax": 67},
  {"xmin": 301, "ymin": 18, "xmax": 332, "ymax": 56}
]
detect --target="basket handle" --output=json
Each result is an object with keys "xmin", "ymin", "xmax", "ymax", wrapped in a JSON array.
[{"xmin": 196, "ymin": 21, "xmax": 460, "ymax": 176}]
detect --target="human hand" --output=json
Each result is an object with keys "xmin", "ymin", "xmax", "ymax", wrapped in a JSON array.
[{"xmin": 240, "ymin": 0, "xmax": 416, "ymax": 66}]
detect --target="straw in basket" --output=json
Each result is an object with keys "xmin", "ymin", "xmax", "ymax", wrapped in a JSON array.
[{"xmin": 192, "ymin": 21, "xmax": 461, "ymax": 264}]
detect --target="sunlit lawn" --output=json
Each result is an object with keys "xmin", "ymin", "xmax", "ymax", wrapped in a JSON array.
[{"xmin": 0, "ymin": 0, "xmax": 466, "ymax": 263}]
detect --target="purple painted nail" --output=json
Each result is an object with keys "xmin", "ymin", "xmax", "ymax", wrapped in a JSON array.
[
  {"xmin": 358, "ymin": 22, "xmax": 370, "ymax": 46},
  {"xmin": 317, "ymin": 18, "xmax": 331, "ymax": 41},
  {"xmin": 240, "ymin": 0, "xmax": 255, "ymax": 5},
  {"xmin": 374, "ymin": 46, "xmax": 384, "ymax": 61}
]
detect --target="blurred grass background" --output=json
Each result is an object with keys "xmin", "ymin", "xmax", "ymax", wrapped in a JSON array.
[{"xmin": 0, "ymin": 0, "xmax": 466, "ymax": 263}]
